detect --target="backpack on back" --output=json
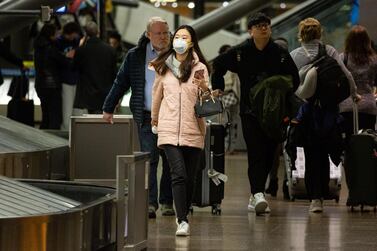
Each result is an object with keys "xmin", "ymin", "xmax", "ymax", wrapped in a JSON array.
[{"xmin": 309, "ymin": 44, "xmax": 350, "ymax": 107}]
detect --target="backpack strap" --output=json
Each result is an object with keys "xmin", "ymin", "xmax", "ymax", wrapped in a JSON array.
[
  {"xmin": 312, "ymin": 43, "xmax": 326, "ymax": 62},
  {"xmin": 343, "ymin": 53, "xmax": 348, "ymax": 66}
]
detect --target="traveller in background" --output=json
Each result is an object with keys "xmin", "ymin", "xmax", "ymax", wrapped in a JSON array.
[
  {"xmin": 74, "ymin": 21, "xmax": 117, "ymax": 114},
  {"xmin": 34, "ymin": 23, "xmax": 73, "ymax": 129},
  {"xmin": 216, "ymin": 44, "xmax": 240, "ymax": 153},
  {"xmin": 0, "ymin": 39, "xmax": 27, "ymax": 86},
  {"xmin": 108, "ymin": 31, "xmax": 127, "ymax": 70},
  {"xmin": 103, "ymin": 17, "xmax": 174, "ymax": 219},
  {"xmin": 150, "ymin": 24, "xmax": 210, "ymax": 236},
  {"xmin": 339, "ymin": 25, "xmax": 377, "ymax": 139},
  {"xmin": 290, "ymin": 17, "xmax": 359, "ymax": 213},
  {"xmin": 212, "ymin": 12, "xmax": 300, "ymax": 215},
  {"xmin": 56, "ymin": 22, "xmax": 81, "ymax": 130}
]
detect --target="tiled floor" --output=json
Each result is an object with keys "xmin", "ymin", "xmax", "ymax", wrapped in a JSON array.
[{"xmin": 147, "ymin": 153, "xmax": 377, "ymax": 251}]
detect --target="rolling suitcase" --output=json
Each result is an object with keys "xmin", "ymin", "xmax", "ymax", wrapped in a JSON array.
[
  {"xmin": 283, "ymin": 146, "xmax": 342, "ymax": 202},
  {"xmin": 344, "ymin": 103, "xmax": 377, "ymax": 210},
  {"xmin": 192, "ymin": 121, "xmax": 227, "ymax": 215}
]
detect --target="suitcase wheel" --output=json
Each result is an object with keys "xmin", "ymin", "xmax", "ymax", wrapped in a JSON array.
[{"xmin": 211, "ymin": 204, "xmax": 221, "ymax": 215}]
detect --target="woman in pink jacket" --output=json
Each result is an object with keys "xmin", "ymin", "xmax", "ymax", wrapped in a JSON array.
[{"xmin": 150, "ymin": 25, "xmax": 210, "ymax": 236}]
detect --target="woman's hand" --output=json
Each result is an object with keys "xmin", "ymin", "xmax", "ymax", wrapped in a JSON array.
[
  {"xmin": 353, "ymin": 93, "xmax": 362, "ymax": 103},
  {"xmin": 192, "ymin": 78, "xmax": 209, "ymax": 92},
  {"xmin": 211, "ymin": 89, "xmax": 223, "ymax": 97}
]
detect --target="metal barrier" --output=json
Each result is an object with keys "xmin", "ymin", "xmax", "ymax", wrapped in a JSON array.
[{"xmin": 116, "ymin": 153, "xmax": 149, "ymax": 251}]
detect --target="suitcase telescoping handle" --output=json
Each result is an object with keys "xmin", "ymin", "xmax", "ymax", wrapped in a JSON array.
[{"xmin": 352, "ymin": 100, "xmax": 359, "ymax": 134}]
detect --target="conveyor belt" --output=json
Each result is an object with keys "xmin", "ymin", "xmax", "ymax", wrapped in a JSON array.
[
  {"xmin": 0, "ymin": 175, "xmax": 80, "ymax": 217},
  {"xmin": 0, "ymin": 116, "xmax": 67, "ymax": 153}
]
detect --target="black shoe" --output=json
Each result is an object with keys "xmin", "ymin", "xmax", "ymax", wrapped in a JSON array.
[
  {"xmin": 148, "ymin": 205, "xmax": 157, "ymax": 219},
  {"xmin": 265, "ymin": 178, "xmax": 278, "ymax": 197},
  {"xmin": 282, "ymin": 179, "xmax": 290, "ymax": 200}
]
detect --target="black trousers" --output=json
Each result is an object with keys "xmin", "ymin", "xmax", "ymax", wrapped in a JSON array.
[
  {"xmin": 162, "ymin": 144, "xmax": 201, "ymax": 223},
  {"xmin": 36, "ymin": 88, "xmax": 62, "ymax": 129},
  {"xmin": 241, "ymin": 114, "xmax": 278, "ymax": 195},
  {"xmin": 303, "ymin": 138, "xmax": 330, "ymax": 200}
]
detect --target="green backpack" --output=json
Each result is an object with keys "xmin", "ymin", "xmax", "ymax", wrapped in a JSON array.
[{"xmin": 249, "ymin": 75, "xmax": 295, "ymax": 142}]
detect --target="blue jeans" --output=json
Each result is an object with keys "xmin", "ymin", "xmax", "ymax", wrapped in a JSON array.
[{"xmin": 138, "ymin": 115, "xmax": 173, "ymax": 209}]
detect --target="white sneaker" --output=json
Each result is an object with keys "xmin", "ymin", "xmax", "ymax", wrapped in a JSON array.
[
  {"xmin": 309, "ymin": 199, "xmax": 323, "ymax": 213},
  {"xmin": 248, "ymin": 192, "xmax": 269, "ymax": 215},
  {"xmin": 176, "ymin": 221, "xmax": 190, "ymax": 236}
]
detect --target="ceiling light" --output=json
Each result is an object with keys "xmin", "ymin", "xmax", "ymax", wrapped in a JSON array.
[
  {"xmin": 150, "ymin": 0, "xmax": 176, "ymax": 2},
  {"xmin": 280, "ymin": 3, "xmax": 287, "ymax": 9},
  {"xmin": 188, "ymin": 2, "xmax": 195, "ymax": 9},
  {"xmin": 223, "ymin": 1, "xmax": 229, "ymax": 7},
  {"xmin": 172, "ymin": 2, "xmax": 178, "ymax": 8}
]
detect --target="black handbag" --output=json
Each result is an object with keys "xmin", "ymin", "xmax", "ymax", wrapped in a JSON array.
[
  {"xmin": 194, "ymin": 90, "xmax": 224, "ymax": 118},
  {"xmin": 7, "ymin": 71, "xmax": 29, "ymax": 99}
]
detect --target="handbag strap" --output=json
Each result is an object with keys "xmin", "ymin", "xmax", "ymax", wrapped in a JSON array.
[{"xmin": 19, "ymin": 69, "xmax": 29, "ymax": 99}]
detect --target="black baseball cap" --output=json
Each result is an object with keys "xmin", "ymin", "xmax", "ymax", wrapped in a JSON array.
[{"xmin": 247, "ymin": 12, "xmax": 271, "ymax": 29}]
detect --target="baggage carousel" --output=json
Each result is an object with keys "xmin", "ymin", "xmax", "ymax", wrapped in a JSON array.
[
  {"xmin": 0, "ymin": 116, "xmax": 68, "ymax": 179},
  {"xmin": 0, "ymin": 175, "xmax": 117, "ymax": 251},
  {"xmin": 0, "ymin": 116, "xmax": 149, "ymax": 251}
]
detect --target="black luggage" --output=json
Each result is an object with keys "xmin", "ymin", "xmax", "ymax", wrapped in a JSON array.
[
  {"xmin": 7, "ymin": 99, "xmax": 34, "ymax": 126},
  {"xmin": 6, "ymin": 71, "xmax": 34, "ymax": 127},
  {"xmin": 192, "ymin": 121, "xmax": 227, "ymax": 215},
  {"xmin": 344, "ymin": 103, "xmax": 377, "ymax": 210}
]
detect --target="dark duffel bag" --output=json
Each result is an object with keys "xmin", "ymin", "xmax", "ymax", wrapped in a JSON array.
[{"xmin": 7, "ymin": 98, "xmax": 34, "ymax": 127}]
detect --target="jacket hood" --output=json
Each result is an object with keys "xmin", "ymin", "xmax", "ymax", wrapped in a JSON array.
[{"xmin": 137, "ymin": 32, "xmax": 150, "ymax": 49}]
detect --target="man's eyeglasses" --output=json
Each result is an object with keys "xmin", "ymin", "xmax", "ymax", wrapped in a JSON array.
[
  {"xmin": 150, "ymin": 31, "xmax": 170, "ymax": 37},
  {"xmin": 253, "ymin": 23, "xmax": 270, "ymax": 30}
]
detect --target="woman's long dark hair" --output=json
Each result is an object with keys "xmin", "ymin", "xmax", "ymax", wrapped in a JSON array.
[
  {"xmin": 151, "ymin": 25, "xmax": 211, "ymax": 83},
  {"xmin": 345, "ymin": 25, "xmax": 376, "ymax": 65}
]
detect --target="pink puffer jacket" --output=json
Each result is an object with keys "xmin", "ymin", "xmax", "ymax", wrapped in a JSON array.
[{"xmin": 151, "ymin": 53, "xmax": 208, "ymax": 149}]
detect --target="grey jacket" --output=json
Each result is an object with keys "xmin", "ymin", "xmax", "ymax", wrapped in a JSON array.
[{"xmin": 290, "ymin": 39, "xmax": 357, "ymax": 99}]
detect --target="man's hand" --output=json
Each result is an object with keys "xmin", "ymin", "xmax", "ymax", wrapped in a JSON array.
[
  {"xmin": 103, "ymin": 112, "xmax": 114, "ymax": 124},
  {"xmin": 66, "ymin": 49, "xmax": 75, "ymax": 58},
  {"xmin": 151, "ymin": 119, "xmax": 158, "ymax": 126}
]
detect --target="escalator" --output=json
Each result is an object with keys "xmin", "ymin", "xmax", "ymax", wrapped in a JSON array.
[
  {"xmin": 268, "ymin": 0, "xmax": 353, "ymax": 51},
  {"xmin": 114, "ymin": 0, "xmax": 353, "ymax": 61}
]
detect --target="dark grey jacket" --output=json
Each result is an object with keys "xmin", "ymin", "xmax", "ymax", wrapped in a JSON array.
[
  {"xmin": 102, "ymin": 34, "xmax": 149, "ymax": 124},
  {"xmin": 74, "ymin": 37, "xmax": 117, "ymax": 111}
]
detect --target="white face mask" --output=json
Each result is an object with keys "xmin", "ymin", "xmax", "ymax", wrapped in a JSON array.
[{"xmin": 173, "ymin": 38, "xmax": 190, "ymax": 54}]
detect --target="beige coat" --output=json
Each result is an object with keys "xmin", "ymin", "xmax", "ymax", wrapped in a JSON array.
[{"xmin": 151, "ymin": 54, "xmax": 208, "ymax": 149}]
